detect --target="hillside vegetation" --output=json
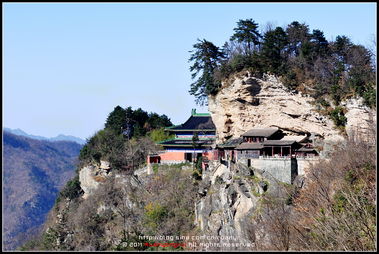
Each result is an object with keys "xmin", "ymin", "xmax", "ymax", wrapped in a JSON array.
[
  {"xmin": 189, "ymin": 19, "xmax": 376, "ymax": 112},
  {"xmin": 18, "ymin": 106, "xmax": 200, "ymax": 251},
  {"xmin": 78, "ymin": 106, "xmax": 173, "ymax": 172},
  {"xmin": 3, "ymin": 132, "xmax": 82, "ymax": 250},
  {"xmin": 18, "ymin": 19, "xmax": 377, "ymax": 252},
  {"xmin": 20, "ymin": 105, "xmax": 376, "ymax": 251}
]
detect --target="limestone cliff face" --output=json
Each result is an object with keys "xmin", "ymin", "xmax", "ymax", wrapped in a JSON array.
[
  {"xmin": 208, "ymin": 71, "xmax": 375, "ymax": 144},
  {"xmin": 195, "ymin": 161, "xmax": 285, "ymax": 250},
  {"xmin": 343, "ymin": 98, "xmax": 377, "ymax": 142},
  {"xmin": 79, "ymin": 160, "xmax": 112, "ymax": 199}
]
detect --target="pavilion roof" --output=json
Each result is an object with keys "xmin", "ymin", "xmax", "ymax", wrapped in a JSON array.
[
  {"xmin": 263, "ymin": 140, "xmax": 297, "ymax": 146},
  {"xmin": 166, "ymin": 114, "xmax": 216, "ymax": 132},
  {"xmin": 218, "ymin": 137, "xmax": 243, "ymax": 148},
  {"xmin": 280, "ymin": 135, "xmax": 308, "ymax": 143},
  {"xmin": 235, "ymin": 143, "xmax": 264, "ymax": 150},
  {"xmin": 297, "ymin": 147, "xmax": 317, "ymax": 152},
  {"xmin": 242, "ymin": 127, "xmax": 279, "ymax": 137},
  {"xmin": 158, "ymin": 138, "xmax": 215, "ymax": 147}
]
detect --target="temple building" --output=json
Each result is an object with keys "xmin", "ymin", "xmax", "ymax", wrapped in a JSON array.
[
  {"xmin": 217, "ymin": 127, "xmax": 318, "ymax": 165},
  {"xmin": 147, "ymin": 109, "xmax": 216, "ymax": 165}
]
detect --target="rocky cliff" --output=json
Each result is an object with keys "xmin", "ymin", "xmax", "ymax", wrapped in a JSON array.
[
  {"xmin": 343, "ymin": 97, "xmax": 377, "ymax": 142},
  {"xmin": 208, "ymin": 71, "xmax": 375, "ymax": 145},
  {"xmin": 26, "ymin": 71, "xmax": 376, "ymax": 251}
]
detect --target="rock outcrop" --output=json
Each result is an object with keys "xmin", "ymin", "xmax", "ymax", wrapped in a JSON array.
[
  {"xmin": 208, "ymin": 71, "xmax": 375, "ymax": 145},
  {"xmin": 194, "ymin": 161, "xmax": 279, "ymax": 250},
  {"xmin": 79, "ymin": 161, "xmax": 112, "ymax": 199},
  {"xmin": 343, "ymin": 97, "xmax": 377, "ymax": 142}
]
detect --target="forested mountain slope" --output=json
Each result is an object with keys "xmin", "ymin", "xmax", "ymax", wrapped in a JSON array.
[{"xmin": 3, "ymin": 131, "xmax": 82, "ymax": 250}]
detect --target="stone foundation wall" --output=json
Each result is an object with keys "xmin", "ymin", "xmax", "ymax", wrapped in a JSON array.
[
  {"xmin": 240, "ymin": 157, "xmax": 297, "ymax": 184},
  {"xmin": 296, "ymin": 157, "xmax": 319, "ymax": 175}
]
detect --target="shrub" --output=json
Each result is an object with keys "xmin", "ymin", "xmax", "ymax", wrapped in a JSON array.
[
  {"xmin": 148, "ymin": 128, "xmax": 174, "ymax": 143},
  {"xmin": 143, "ymin": 202, "xmax": 168, "ymax": 231},
  {"xmin": 329, "ymin": 106, "xmax": 347, "ymax": 128},
  {"xmin": 289, "ymin": 130, "xmax": 376, "ymax": 251},
  {"xmin": 59, "ymin": 175, "xmax": 82, "ymax": 200},
  {"xmin": 152, "ymin": 164, "xmax": 159, "ymax": 173}
]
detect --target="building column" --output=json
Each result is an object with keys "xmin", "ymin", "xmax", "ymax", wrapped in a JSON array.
[
  {"xmin": 280, "ymin": 146, "xmax": 283, "ymax": 157},
  {"xmin": 272, "ymin": 146, "xmax": 274, "ymax": 156}
]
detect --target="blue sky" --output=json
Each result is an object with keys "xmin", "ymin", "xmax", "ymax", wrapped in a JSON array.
[{"xmin": 3, "ymin": 3, "xmax": 377, "ymax": 140}]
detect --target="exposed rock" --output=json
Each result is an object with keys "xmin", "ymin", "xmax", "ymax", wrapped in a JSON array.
[
  {"xmin": 79, "ymin": 162, "xmax": 112, "ymax": 199},
  {"xmin": 100, "ymin": 160, "xmax": 110, "ymax": 170},
  {"xmin": 195, "ymin": 163, "xmax": 263, "ymax": 250},
  {"xmin": 343, "ymin": 97, "xmax": 376, "ymax": 142},
  {"xmin": 208, "ymin": 71, "xmax": 344, "ymax": 144},
  {"xmin": 79, "ymin": 166, "xmax": 100, "ymax": 199},
  {"xmin": 258, "ymin": 181, "xmax": 268, "ymax": 194}
]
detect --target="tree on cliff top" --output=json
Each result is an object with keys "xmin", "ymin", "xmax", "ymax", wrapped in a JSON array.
[
  {"xmin": 230, "ymin": 19, "xmax": 262, "ymax": 55},
  {"xmin": 105, "ymin": 106, "xmax": 127, "ymax": 134},
  {"xmin": 188, "ymin": 39, "xmax": 225, "ymax": 105}
]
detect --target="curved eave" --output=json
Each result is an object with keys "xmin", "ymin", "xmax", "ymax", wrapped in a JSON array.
[
  {"xmin": 161, "ymin": 144, "xmax": 213, "ymax": 147},
  {"xmin": 165, "ymin": 129, "xmax": 216, "ymax": 132}
]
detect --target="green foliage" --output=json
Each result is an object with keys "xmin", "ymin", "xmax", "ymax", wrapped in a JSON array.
[
  {"xmin": 215, "ymin": 175, "xmax": 224, "ymax": 185},
  {"xmin": 78, "ymin": 105, "xmax": 169, "ymax": 172},
  {"xmin": 329, "ymin": 106, "xmax": 347, "ymax": 128},
  {"xmin": 191, "ymin": 132, "xmax": 199, "ymax": 148},
  {"xmin": 148, "ymin": 128, "xmax": 174, "ymax": 143},
  {"xmin": 105, "ymin": 105, "xmax": 173, "ymax": 138},
  {"xmin": 143, "ymin": 202, "xmax": 168, "ymax": 231},
  {"xmin": 41, "ymin": 228, "xmax": 59, "ymax": 250},
  {"xmin": 291, "ymin": 133, "xmax": 376, "ymax": 251},
  {"xmin": 318, "ymin": 98, "xmax": 331, "ymax": 108},
  {"xmin": 332, "ymin": 191, "xmax": 348, "ymax": 213},
  {"xmin": 280, "ymin": 69, "xmax": 298, "ymax": 90},
  {"xmin": 147, "ymin": 113, "xmax": 172, "ymax": 130},
  {"xmin": 19, "ymin": 239, "xmax": 40, "ymax": 251},
  {"xmin": 105, "ymin": 106, "xmax": 127, "ymax": 134},
  {"xmin": 192, "ymin": 169, "xmax": 202, "ymax": 180},
  {"xmin": 362, "ymin": 84, "xmax": 376, "ymax": 108},
  {"xmin": 188, "ymin": 39, "xmax": 225, "ymax": 105},
  {"xmin": 189, "ymin": 19, "xmax": 376, "ymax": 110},
  {"xmin": 230, "ymin": 19, "xmax": 262, "ymax": 55},
  {"xmin": 195, "ymin": 156, "xmax": 203, "ymax": 171},
  {"xmin": 219, "ymin": 52, "xmax": 264, "ymax": 79},
  {"xmin": 152, "ymin": 164, "xmax": 159, "ymax": 173},
  {"xmin": 142, "ymin": 168, "xmax": 198, "ymax": 237},
  {"xmin": 79, "ymin": 128, "xmax": 126, "ymax": 168},
  {"xmin": 59, "ymin": 175, "xmax": 82, "ymax": 201},
  {"xmin": 310, "ymin": 29, "xmax": 329, "ymax": 58},
  {"xmin": 286, "ymin": 21, "xmax": 310, "ymax": 57},
  {"xmin": 261, "ymin": 26, "xmax": 289, "ymax": 74}
]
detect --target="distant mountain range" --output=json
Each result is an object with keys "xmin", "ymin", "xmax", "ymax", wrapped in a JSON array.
[
  {"xmin": 4, "ymin": 128, "xmax": 86, "ymax": 145},
  {"xmin": 3, "ymin": 131, "xmax": 83, "ymax": 250}
]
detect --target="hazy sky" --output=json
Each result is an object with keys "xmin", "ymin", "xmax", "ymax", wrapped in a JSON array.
[{"xmin": 3, "ymin": 2, "xmax": 376, "ymax": 140}]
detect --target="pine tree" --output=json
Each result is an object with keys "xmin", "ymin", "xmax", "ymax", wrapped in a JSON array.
[
  {"xmin": 261, "ymin": 27, "xmax": 289, "ymax": 74},
  {"xmin": 105, "ymin": 106, "xmax": 127, "ymax": 134},
  {"xmin": 286, "ymin": 21, "xmax": 310, "ymax": 57},
  {"xmin": 188, "ymin": 39, "xmax": 225, "ymax": 105},
  {"xmin": 230, "ymin": 19, "xmax": 262, "ymax": 55}
]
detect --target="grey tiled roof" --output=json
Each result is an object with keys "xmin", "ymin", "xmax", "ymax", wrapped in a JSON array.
[
  {"xmin": 297, "ymin": 147, "xmax": 317, "ymax": 152},
  {"xmin": 218, "ymin": 137, "xmax": 243, "ymax": 148},
  {"xmin": 242, "ymin": 127, "xmax": 279, "ymax": 137},
  {"xmin": 159, "ymin": 138, "xmax": 214, "ymax": 147},
  {"xmin": 167, "ymin": 115, "xmax": 216, "ymax": 131},
  {"xmin": 235, "ymin": 143, "xmax": 264, "ymax": 150},
  {"xmin": 263, "ymin": 140, "xmax": 296, "ymax": 146}
]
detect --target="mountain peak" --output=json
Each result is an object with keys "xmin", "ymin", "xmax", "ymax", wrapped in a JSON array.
[{"xmin": 4, "ymin": 128, "xmax": 86, "ymax": 145}]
